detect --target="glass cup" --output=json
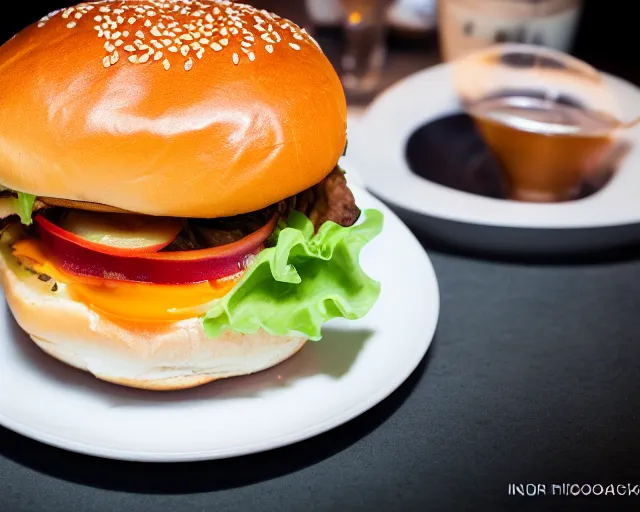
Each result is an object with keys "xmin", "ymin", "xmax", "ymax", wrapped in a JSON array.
[
  {"xmin": 452, "ymin": 43, "xmax": 628, "ymax": 202},
  {"xmin": 339, "ymin": 0, "xmax": 392, "ymax": 97},
  {"xmin": 439, "ymin": 0, "xmax": 583, "ymax": 62}
]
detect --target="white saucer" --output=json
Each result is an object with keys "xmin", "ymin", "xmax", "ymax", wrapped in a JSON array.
[
  {"xmin": 348, "ymin": 63, "xmax": 640, "ymax": 255},
  {"xmin": 387, "ymin": 0, "xmax": 437, "ymax": 33},
  {"xmin": 0, "ymin": 185, "xmax": 439, "ymax": 462}
]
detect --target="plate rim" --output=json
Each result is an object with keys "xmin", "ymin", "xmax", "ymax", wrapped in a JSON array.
[
  {"xmin": 0, "ymin": 185, "xmax": 440, "ymax": 463},
  {"xmin": 350, "ymin": 62, "xmax": 640, "ymax": 230}
]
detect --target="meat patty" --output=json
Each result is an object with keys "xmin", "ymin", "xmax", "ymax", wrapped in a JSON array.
[{"xmin": 293, "ymin": 166, "xmax": 360, "ymax": 231}]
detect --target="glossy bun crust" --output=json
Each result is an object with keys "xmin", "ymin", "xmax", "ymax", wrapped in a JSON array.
[{"xmin": 0, "ymin": 1, "xmax": 347, "ymax": 218}]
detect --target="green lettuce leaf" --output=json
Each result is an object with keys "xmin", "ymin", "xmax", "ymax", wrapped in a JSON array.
[
  {"xmin": 203, "ymin": 208, "xmax": 384, "ymax": 341},
  {"xmin": 13, "ymin": 192, "xmax": 36, "ymax": 225}
]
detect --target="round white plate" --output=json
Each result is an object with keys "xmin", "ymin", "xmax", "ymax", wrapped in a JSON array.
[
  {"xmin": 387, "ymin": 0, "xmax": 437, "ymax": 33},
  {"xmin": 0, "ymin": 185, "xmax": 439, "ymax": 462},
  {"xmin": 349, "ymin": 63, "xmax": 640, "ymax": 255}
]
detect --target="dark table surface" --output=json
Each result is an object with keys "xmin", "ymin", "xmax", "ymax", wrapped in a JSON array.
[{"xmin": 2, "ymin": 2, "xmax": 640, "ymax": 511}]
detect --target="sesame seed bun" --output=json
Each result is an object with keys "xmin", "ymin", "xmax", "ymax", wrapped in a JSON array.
[
  {"xmin": 0, "ymin": 1, "xmax": 347, "ymax": 218},
  {"xmin": 0, "ymin": 245, "xmax": 307, "ymax": 391}
]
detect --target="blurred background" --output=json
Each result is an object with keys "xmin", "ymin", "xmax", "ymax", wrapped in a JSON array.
[{"xmin": 0, "ymin": 1, "xmax": 629, "ymax": 103}]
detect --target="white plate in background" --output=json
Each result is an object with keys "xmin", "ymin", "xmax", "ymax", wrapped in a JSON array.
[{"xmin": 348, "ymin": 63, "xmax": 640, "ymax": 255}]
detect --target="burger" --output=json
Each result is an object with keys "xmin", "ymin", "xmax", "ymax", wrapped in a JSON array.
[{"xmin": 0, "ymin": 0, "xmax": 383, "ymax": 390}]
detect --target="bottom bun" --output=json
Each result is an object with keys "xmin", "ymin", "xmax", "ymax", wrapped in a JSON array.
[{"xmin": 0, "ymin": 246, "xmax": 307, "ymax": 391}]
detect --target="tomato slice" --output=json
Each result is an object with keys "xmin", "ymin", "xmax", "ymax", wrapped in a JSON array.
[{"xmin": 34, "ymin": 212, "xmax": 278, "ymax": 285}]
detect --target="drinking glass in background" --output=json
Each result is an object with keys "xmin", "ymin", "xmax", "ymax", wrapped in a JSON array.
[
  {"xmin": 439, "ymin": 0, "xmax": 584, "ymax": 62},
  {"xmin": 453, "ymin": 44, "xmax": 627, "ymax": 202},
  {"xmin": 338, "ymin": 0, "xmax": 394, "ymax": 98}
]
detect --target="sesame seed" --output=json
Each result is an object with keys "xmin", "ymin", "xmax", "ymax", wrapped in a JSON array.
[{"xmin": 40, "ymin": 1, "xmax": 310, "ymax": 71}]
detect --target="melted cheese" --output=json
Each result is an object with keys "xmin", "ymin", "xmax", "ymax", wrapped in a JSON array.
[{"xmin": 12, "ymin": 239, "xmax": 240, "ymax": 323}]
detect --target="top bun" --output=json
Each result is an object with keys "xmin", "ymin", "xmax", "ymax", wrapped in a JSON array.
[{"xmin": 0, "ymin": 1, "xmax": 347, "ymax": 218}]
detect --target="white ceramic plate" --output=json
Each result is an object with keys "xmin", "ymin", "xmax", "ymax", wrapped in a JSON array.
[
  {"xmin": 387, "ymin": 0, "xmax": 437, "ymax": 32},
  {"xmin": 0, "ymin": 185, "xmax": 439, "ymax": 462},
  {"xmin": 349, "ymin": 63, "xmax": 640, "ymax": 255}
]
